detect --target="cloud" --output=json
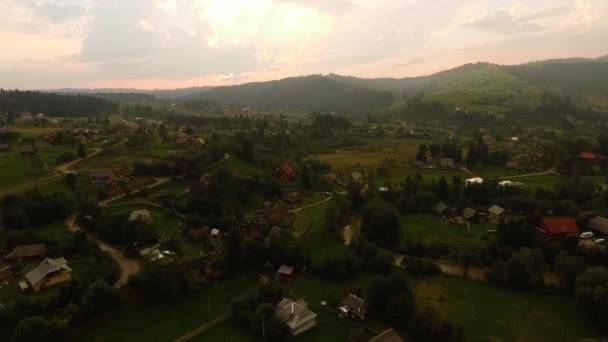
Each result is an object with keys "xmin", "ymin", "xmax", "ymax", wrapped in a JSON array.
[
  {"xmin": 465, "ymin": 10, "xmax": 541, "ymax": 34},
  {"xmin": 275, "ymin": 0, "xmax": 356, "ymax": 15}
]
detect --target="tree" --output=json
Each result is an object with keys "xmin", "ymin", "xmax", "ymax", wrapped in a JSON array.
[
  {"xmin": 505, "ymin": 248, "xmax": 546, "ymax": 290},
  {"xmin": 456, "ymin": 243, "xmax": 481, "ymax": 278},
  {"xmin": 554, "ymin": 252, "xmax": 585, "ymax": 295},
  {"xmin": 81, "ymin": 280, "xmax": 120, "ymax": 314},
  {"xmin": 65, "ymin": 173, "xmax": 78, "ymax": 189},
  {"xmin": 158, "ymin": 124, "xmax": 170, "ymax": 142},
  {"xmin": 12, "ymin": 316, "xmax": 50, "ymax": 342},
  {"xmin": 224, "ymin": 231, "xmax": 242, "ymax": 273},
  {"xmin": 77, "ymin": 142, "xmax": 86, "ymax": 158},
  {"xmin": 361, "ymin": 199, "xmax": 401, "ymax": 247},
  {"xmin": 576, "ymin": 267, "xmax": 608, "ymax": 331}
]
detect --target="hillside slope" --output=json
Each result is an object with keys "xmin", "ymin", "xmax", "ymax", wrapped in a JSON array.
[{"xmin": 182, "ymin": 75, "xmax": 394, "ymax": 113}]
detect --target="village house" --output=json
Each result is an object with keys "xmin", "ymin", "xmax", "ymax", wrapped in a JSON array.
[
  {"xmin": 579, "ymin": 152, "xmax": 606, "ymax": 162},
  {"xmin": 189, "ymin": 227, "xmax": 210, "ymax": 240},
  {"xmin": 351, "ymin": 171, "xmax": 363, "ymax": 184},
  {"xmin": 433, "ymin": 202, "xmax": 450, "ymax": 224},
  {"xmin": 462, "ymin": 207, "xmax": 477, "ymax": 222},
  {"xmin": 25, "ymin": 257, "xmax": 72, "ymax": 292},
  {"xmin": 0, "ymin": 143, "xmax": 13, "ymax": 152},
  {"xmin": 274, "ymin": 163, "xmax": 297, "ymax": 181},
  {"xmin": 129, "ymin": 210, "xmax": 154, "ymax": 225},
  {"xmin": 439, "ymin": 158, "xmax": 455, "ymax": 167},
  {"xmin": 285, "ymin": 191, "xmax": 303, "ymax": 205},
  {"xmin": 465, "ymin": 177, "xmax": 484, "ymax": 186},
  {"xmin": 275, "ymin": 297, "xmax": 317, "ymax": 336},
  {"xmin": 487, "ymin": 205, "xmax": 506, "ymax": 224},
  {"xmin": 175, "ymin": 136, "xmax": 202, "ymax": 149},
  {"xmin": 538, "ymin": 217, "xmax": 579, "ymax": 237},
  {"xmin": 0, "ymin": 265, "xmax": 13, "ymax": 284},
  {"xmin": 369, "ymin": 328, "xmax": 404, "ymax": 342},
  {"xmin": 588, "ymin": 216, "xmax": 608, "ymax": 236},
  {"xmin": 276, "ymin": 264, "xmax": 295, "ymax": 281},
  {"xmin": 91, "ymin": 168, "xmax": 116, "ymax": 184},
  {"xmin": 5, "ymin": 243, "xmax": 46, "ymax": 261},
  {"xmin": 20, "ymin": 144, "xmax": 37, "ymax": 155},
  {"xmin": 339, "ymin": 293, "xmax": 367, "ymax": 320}
]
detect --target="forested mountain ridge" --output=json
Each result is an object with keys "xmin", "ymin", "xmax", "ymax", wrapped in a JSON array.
[
  {"xmin": 0, "ymin": 90, "xmax": 118, "ymax": 117},
  {"xmin": 181, "ymin": 75, "xmax": 394, "ymax": 113}
]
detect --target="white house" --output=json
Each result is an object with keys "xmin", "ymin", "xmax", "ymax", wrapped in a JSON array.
[{"xmin": 275, "ymin": 297, "xmax": 317, "ymax": 336}]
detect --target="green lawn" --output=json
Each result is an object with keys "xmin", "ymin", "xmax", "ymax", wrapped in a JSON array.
[
  {"xmin": 0, "ymin": 145, "xmax": 75, "ymax": 190},
  {"xmin": 222, "ymin": 157, "xmax": 264, "ymax": 176},
  {"xmin": 108, "ymin": 204, "xmax": 202, "ymax": 262},
  {"xmin": 67, "ymin": 273, "xmax": 261, "ymax": 342},
  {"xmin": 293, "ymin": 201, "xmax": 329, "ymax": 238},
  {"xmin": 417, "ymin": 276, "xmax": 604, "ymax": 342},
  {"xmin": 401, "ymin": 214, "xmax": 492, "ymax": 245}
]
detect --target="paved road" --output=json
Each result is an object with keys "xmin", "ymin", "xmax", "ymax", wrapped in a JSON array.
[{"xmin": 66, "ymin": 216, "xmax": 140, "ymax": 288}]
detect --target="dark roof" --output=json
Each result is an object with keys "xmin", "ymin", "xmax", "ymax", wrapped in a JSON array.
[
  {"xmin": 91, "ymin": 168, "xmax": 115, "ymax": 179},
  {"xmin": 589, "ymin": 217, "xmax": 608, "ymax": 235},
  {"xmin": 542, "ymin": 217, "xmax": 579, "ymax": 235},
  {"xmin": 5, "ymin": 244, "xmax": 46, "ymax": 259},
  {"xmin": 344, "ymin": 293, "xmax": 366, "ymax": 312},
  {"xmin": 189, "ymin": 227, "xmax": 209, "ymax": 238},
  {"xmin": 434, "ymin": 202, "xmax": 448, "ymax": 214},
  {"xmin": 369, "ymin": 329, "xmax": 404, "ymax": 342}
]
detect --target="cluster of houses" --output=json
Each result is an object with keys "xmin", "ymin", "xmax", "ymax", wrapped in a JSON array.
[
  {"xmin": 175, "ymin": 133, "xmax": 204, "ymax": 149},
  {"xmin": 0, "ymin": 243, "xmax": 72, "ymax": 292}
]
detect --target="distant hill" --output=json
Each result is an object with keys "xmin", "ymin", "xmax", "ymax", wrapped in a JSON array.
[
  {"xmin": 48, "ymin": 54, "xmax": 608, "ymax": 112},
  {"xmin": 182, "ymin": 75, "xmax": 394, "ymax": 113},
  {"xmin": 52, "ymin": 87, "xmax": 213, "ymax": 100}
]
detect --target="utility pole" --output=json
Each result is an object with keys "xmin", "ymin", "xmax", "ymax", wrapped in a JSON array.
[
  {"xmin": 262, "ymin": 321, "xmax": 266, "ymax": 342},
  {"xmin": 208, "ymin": 295, "xmax": 211, "ymax": 318}
]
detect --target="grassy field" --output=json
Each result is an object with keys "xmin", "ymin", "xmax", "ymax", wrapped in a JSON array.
[
  {"xmin": 295, "ymin": 201, "xmax": 350, "ymax": 259},
  {"xmin": 222, "ymin": 157, "xmax": 264, "ymax": 176},
  {"xmin": 401, "ymin": 214, "xmax": 493, "ymax": 245},
  {"xmin": 67, "ymin": 273, "xmax": 261, "ymax": 342},
  {"xmin": 0, "ymin": 145, "xmax": 75, "ymax": 190},
  {"xmin": 416, "ymin": 276, "xmax": 603, "ymax": 342},
  {"xmin": 293, "ymin": 201, "xmax": 329, "ymax": 238},
  {"xmin": 74, "ymin": 143, "xmax": 179, "ymax": 171},
  {"xmin": 108, "ymin": 204, "xmax": 201, "ymax": 261}
]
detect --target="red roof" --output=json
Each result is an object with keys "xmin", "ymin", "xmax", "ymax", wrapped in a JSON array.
[
  {"xmin": 541, "ymin": 217, "xmax": 579, "ymax": 235},
  {"xmin": 579, "ymin": 152, "xmax": 606, "ymax": 160},
  {"xmin": 189, "ymin": 227, "xmax": 209, "ymax": 238},
  {"xmin": 277, "ymin": 163, "xmax": 296, "ymax": 177}
]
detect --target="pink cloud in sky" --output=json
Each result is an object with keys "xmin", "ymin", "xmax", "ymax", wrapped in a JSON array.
[{"xmin": 0, "ymin": 0, "xmax": 607, "ymax": 89}]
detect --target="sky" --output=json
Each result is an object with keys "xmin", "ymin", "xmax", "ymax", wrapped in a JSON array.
[{"xmin": 1, "ymin": 0, "xmax": 607, "ymax": 89}]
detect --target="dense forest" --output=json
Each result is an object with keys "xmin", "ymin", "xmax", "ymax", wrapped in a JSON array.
[{"xmin": 0, "ymin": 90, "xmax": 118, "ymax": 117}]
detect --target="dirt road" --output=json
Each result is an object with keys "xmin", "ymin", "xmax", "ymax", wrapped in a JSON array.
[{"xmin": 66, "ymin": 216, "xmax": 140, "ymax": 288}]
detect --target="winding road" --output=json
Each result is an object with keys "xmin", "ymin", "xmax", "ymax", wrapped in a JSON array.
[{"xmin": 66, "ymin": 216, "xmax": 140, "ymax": 288}]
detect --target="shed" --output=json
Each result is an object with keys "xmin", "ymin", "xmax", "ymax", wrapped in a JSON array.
[
  {"xmin": 433, "ymin": 202, "xmax": 448, "ymax": 215},
  {"xmin": 488, "ymin": 205, "xmax": 505, "ymax": 223},
  {"xmin": 5, "ymin": 244, "xmax": 46, "ymax": 260},
  {"xmin": 369, "ymin": 328, "xmax": 404, "ymax": 342},
  {"xmin": 462, "ymin": 207, "xmax": 477, "ymax": 220},
  {"xmin": 589, "ymin": 216, "xmax": 608, "ymax": 235},
  {"xmin": 276, "ymin": 264, "xmax": 294, "ymax": 280}
]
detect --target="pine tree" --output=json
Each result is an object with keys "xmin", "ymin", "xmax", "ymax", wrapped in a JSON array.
[{"xmin": 78, "ymin": 142, "xmax": 86, "ymax": 158}]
